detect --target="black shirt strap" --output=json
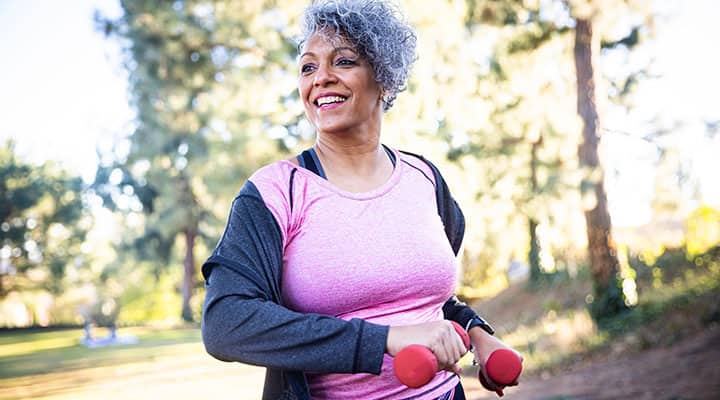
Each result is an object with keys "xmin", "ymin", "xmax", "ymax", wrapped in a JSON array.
[
  {"xmin": 298, "ymin": 145, "xmax": 395, "ymax": 180},
  {"xmin": 297, "ymin": 148, "xmax": 327, "ymax": 179}
]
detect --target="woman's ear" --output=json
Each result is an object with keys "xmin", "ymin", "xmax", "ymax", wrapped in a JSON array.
[{"xmin": 380, "ymin": 89, "xmax": 391, "ymax": 104}]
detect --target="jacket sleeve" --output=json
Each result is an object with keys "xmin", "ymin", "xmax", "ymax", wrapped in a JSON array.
[{"xmin": 201, "ymin": 181, "xmax": 387, "ymax": 374}]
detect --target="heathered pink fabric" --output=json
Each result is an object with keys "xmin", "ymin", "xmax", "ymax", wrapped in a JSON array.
[{"xmin": 250, "ymin": 149, "xmax": 460, "ymax": 399}]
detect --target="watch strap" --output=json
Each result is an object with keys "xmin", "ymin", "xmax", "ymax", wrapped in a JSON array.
[{"xmin": 465, "ymin": 315, "xmax": 495, "ymax": 335}]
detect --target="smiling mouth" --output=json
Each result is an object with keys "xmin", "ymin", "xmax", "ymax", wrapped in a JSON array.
[{"xmin": 315, "ymin": 95, "xmax": 347, "ymax": 107}]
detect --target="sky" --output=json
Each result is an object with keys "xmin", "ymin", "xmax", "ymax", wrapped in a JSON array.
[
  {"xmin": 0, "ymin": 0, "xmax": 718, "ymax": 228},
  {"xmin": 602, "ymin": 0, "xmax": 720, "ymax": 225},
  {"xmin": 0, "ymin": 0, "xmax": 130, "ymax": 183}
]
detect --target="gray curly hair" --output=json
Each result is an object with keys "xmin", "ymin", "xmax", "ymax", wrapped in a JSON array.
[{"xmin": 297, "ymin": 0, "xmax": 417, "ymax": 111}]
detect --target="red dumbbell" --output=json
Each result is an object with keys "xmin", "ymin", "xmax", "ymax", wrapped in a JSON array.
[
  {"xmin": 393, "ymin": 321, "xmax": 470, "ymax": 388},
  {"xmin": 479, "ymin": 348, "xmax": 523, "ymax": 397}
]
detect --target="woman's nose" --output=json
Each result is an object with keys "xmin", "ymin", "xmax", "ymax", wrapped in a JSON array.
[{"xmin": 314, "ymin": 64, "xmax": 337, "ymax": 87}]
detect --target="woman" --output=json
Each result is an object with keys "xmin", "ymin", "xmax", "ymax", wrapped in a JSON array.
[{"xmin": 201, "ymin": 1, "xmax": 519, "ymax": 399}]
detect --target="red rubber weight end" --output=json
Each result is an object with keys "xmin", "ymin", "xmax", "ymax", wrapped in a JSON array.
[
  {"xmin": 478, "ymin": 369, "xmax": 505, "ymax": 397},
  {"xmin": 393, "ymin": 345, "xmax": 437, "ymax": 388},
  {"xmin": 486, "ymin": 349, "xmax": 522, "ymax": 385}
]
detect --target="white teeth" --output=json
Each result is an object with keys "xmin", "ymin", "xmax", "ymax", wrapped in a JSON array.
[{"xmin": 316, "ymin": 96, "xmax": 346, "ymax": 106}]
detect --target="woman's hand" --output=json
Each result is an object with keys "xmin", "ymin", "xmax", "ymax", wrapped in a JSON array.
[
  {"xmin": 469, "ymin": 327, "xmax": 522, "ymax": 392},
  {"xmin": 387, "ymin": 321, "xmax": 468, "ymax": 374}
]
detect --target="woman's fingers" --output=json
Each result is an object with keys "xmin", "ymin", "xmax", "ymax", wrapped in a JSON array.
[
  {"xmin": 430, "ymin": 321, "xmax": 468, "ymax": 371},
  {"xmin": 388, "ymin": 320, "xmax": 469, "ymax": 372},
  {"xmin": 478, "ymin": 363, "xmax": 504, "ymax": 392}
]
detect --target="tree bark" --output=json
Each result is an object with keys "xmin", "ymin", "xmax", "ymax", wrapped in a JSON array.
[
  {"xmin": 181, "ymin": 227, "xmax": 196, "ymax": 322},
  {"xmin": 528, "ymin": 218, "xmax": 541, "ymax": 282},
  {"xmin": 574, "ymin": 18, "xmax": 627, "ymax": 318},
  {"xmin": 528, "ymin": 136, "xmax": 542, "ymax": 283}
]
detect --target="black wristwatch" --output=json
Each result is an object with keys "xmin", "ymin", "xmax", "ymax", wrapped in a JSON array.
[{"xmin": 465, "ymin": 316, "xmax": 495, "ymax": 335}]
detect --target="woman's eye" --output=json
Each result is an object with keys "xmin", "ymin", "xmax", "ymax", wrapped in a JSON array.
[
  {"xmin": 337, "ymin": 58, "xmax": 356, "ymax": 66},
  {"xmin": 301, "ymin": 64, "xmax": 315, "ymax": 74}
]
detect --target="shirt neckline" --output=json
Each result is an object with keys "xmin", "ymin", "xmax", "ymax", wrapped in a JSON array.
[{"xmin": 280, "ymin": 147, "xmax": 404, "ymax": 201}]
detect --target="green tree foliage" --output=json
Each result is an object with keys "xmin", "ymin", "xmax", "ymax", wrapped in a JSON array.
[
  {"xmin": 462, "ymin": 0, "xmax": 654, "ymax": 316},
  {"xmin": 0, "ymin": 141, "xmax": 89, "ymax": 298},
  {"xmin": 93, "ymin": 1, "xmax": 215, "ymax": 322},
  {"xmin": 457, "ymin": 0, "xmax": 584, "ymax": 286},
  {"xmin": 87, "ymin": 0, "xmax": 663, "ymax": 321},
  {"xmin": 685, "ymin": 206, "xmax": 720, "ymax": 257},
  {"xmin": 93, "ymin": 0, "xmax": 306, "ymax": 322}
]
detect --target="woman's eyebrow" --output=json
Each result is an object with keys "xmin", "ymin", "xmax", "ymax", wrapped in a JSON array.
[
  {"xmin": 300, "ymin": 46, "xmax": 358, "ymax": 59},
  {"xmin": 332, "ymin": 46, "xmax": 358, "ymax": 54}
]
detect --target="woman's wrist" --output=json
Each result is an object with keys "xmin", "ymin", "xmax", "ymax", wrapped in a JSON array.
[
  {"xmin": 386, "ymin": 325, "xmax": 412, "ymax": 356},
  {"xmin": 469, "ymin": 327, "xmax": 503, "ymax": 363},
  {"xmin": 469, "ymin": 325, "xmax": 493, "ymax": 346}
]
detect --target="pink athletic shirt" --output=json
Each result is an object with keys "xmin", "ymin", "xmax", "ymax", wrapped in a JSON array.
[{"xmin": 250, "ymin": 148, "xmax": 460, "ymax": 399}]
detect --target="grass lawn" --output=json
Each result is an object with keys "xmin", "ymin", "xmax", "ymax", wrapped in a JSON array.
[{"xmin": 0, "ymin": 326, "xmax": 265, "ymax": 400}]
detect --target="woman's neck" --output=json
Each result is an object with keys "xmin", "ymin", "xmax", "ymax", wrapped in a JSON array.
[{"xmin": 313, "ymin": 131, "xmax": 394, "ymax": 192}]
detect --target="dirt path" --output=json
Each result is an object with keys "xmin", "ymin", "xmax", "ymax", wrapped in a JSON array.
[
  {"xmin": 4, "ymin": 326, "xmax": 717, "ymax": 400},
  {"xmin": 462, "ymin": 326, "xmax": 720, "ymax": 400}
]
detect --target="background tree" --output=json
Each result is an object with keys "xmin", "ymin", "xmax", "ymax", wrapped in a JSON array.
[
  {"xmin": 455, "ymin": 0, "xmax": 583, "ymax": 287},
  {"xmin": 463, "ymin": 0, "xmax": 653, "ymax": 316},
  {"xmin": 93, "ymin": 1, "xmax": 217, "ymax": 322},
  {"xmin": 0, "ymin": 141, "xmax": 90, "ymax": 299},
  {"xmin": 572, "ymin": 3, "xmax": 647, "ymax": 319},
  {"xmin": 93, "ymin": 0, "xmax": 306, "ymax": 322},
  {"xmin": 89, "ymin": 0, "xmax": 658, "ymax": 322}
]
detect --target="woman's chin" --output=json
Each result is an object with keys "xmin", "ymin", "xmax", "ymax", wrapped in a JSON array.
[{"xmin": 315, "ymin": 120, "xmax": 354, "ymax": 134}]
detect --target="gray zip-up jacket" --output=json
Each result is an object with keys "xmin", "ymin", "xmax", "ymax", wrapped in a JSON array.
[{"xmin": 201, "ymin": 153, "xmax": 483, "ymax": 399}]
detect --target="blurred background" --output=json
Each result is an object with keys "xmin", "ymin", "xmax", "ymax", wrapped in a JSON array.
[{"xmin": 1, "ymin": 0, "xmax": 719, "ymax": 399}]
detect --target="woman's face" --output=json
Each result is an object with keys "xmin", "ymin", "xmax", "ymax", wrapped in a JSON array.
[{"xmin": 298, "ymin": 32, "xmax": 383, "ymax": 135}]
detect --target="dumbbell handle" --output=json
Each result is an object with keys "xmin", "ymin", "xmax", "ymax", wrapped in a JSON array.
[{"xmin": 393, "ymin": 321, "xmax": 469, "ymax": 388}]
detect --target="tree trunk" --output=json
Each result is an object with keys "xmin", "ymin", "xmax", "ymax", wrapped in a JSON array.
[
  {"xmin": 574, "ymin": 18, "xmax": 628, "ymax": 319},
  {"xmin": 528, "ymin": 136, "xmax": 542, "ymax": 283},
  {"xmin": 181, "ymin": 227, "xmax": 197, "ymax": 322},
  {"xmin": 528, "ymin": 218, "xmax": 541, "ymax": 282}
]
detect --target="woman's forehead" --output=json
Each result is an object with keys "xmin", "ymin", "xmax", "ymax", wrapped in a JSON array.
[{"xmin": 300, "ymin": 30, "xmax": 357, "ymax": 55}]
